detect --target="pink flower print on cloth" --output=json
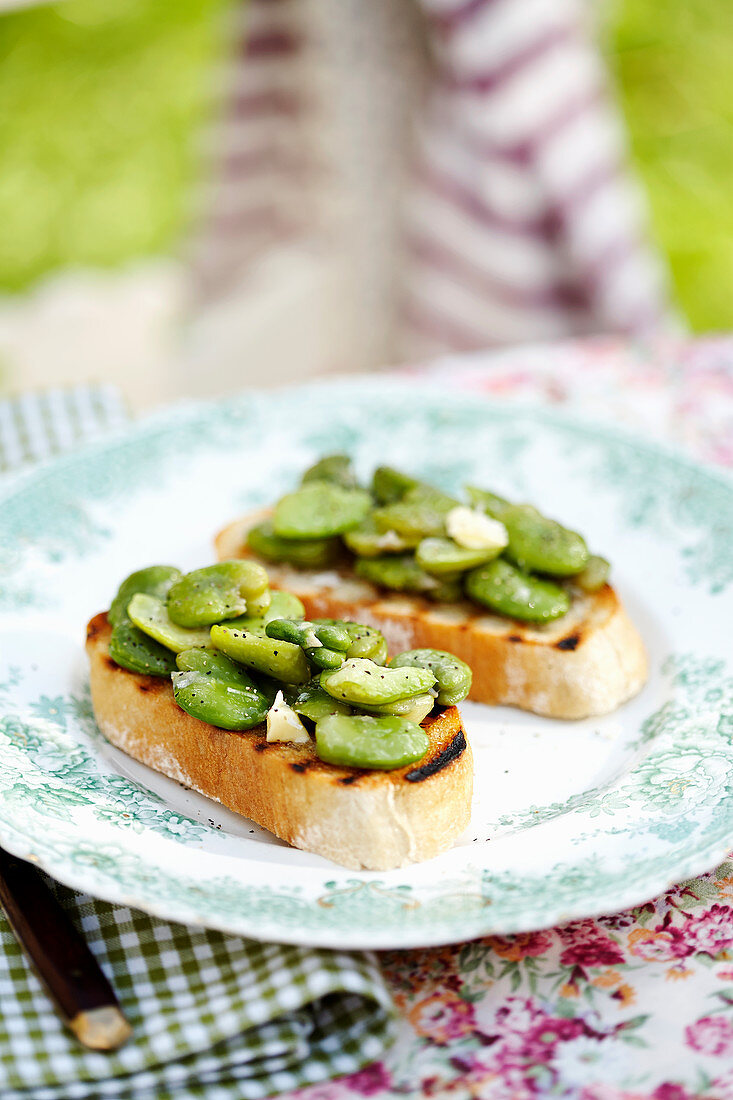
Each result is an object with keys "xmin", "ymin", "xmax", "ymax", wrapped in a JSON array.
[
  {"xmin": 685, "ymin": 1015, "xmax": 733, "ymax": 1058},
  {"xmin": 680, "ymin": 905, "xmax": 733, "ymax": 956},
  {"xmin": 557, "ymin": 920, "xmax": 626, "ymax": 971}
]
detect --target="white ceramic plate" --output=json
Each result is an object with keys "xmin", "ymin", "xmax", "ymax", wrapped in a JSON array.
[{"xmin": 1, "ymin": 380, "xmax": 731, "ymax": 948}]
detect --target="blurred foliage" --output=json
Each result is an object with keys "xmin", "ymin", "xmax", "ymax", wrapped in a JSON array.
[
  {"xmin": 0, "ymin": 0, "xmax": 732, "ymax": 334},
  {"xmin": 0, "ymin": 0, "xmax": 227, "ymax": 292},
  {"xmin": 610, "ymin": 0, "xmax": 733, "ymax": 331}
]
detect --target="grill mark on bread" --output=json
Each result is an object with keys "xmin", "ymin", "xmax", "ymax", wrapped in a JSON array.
[
  {"xmin": 556, "ymin": 633, "xmax": 580, "ymax": 651},
  {"xmin": 405, "ymin": 730, "xmax": 467, "ymax": 783}
]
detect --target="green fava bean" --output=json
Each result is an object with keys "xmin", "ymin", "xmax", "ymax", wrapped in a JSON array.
[
  {"xmin": 320, "ymin": 657, "xmax": 436, "ymax": 706},
  {"xmin": 465, "ymin": 559, "xmax": 570, "ymax": 623},
  {"xmin": 225, "ymin": 591, "xmax": 306, "ymax": 636},
  {"xmin": 575, "ymin": 554, "xmax": 611, "ymax": 592},
  {"xmin": 175, "ymin": 647, "xmax": 259, "ymax": 686},
  {"xmin": 426, "ymin": 575, "xmax": 465, "ymax": 604},
  {"xmin": 128, "ymin": 594, "xmax": 211, "ymax": 652},
  {"xmin": 390, "ymin": 648, "xmax": 472, "ymax": 706},
  {"xmin": 305, "ymin": 647, "xmax": 345, "ymax": 671},
  {"xmin": 343, "ymin": 515, "xmax": 415, "ymax": 557},
  {"xmin": 266, "ymin": 618, "xmax": 323, "ymax": 649},
  {"xmin": 313, "ymin": 620, "xmax": 388, "ymax": 664},
  {"xmin": 263, "ymin": 618, "xmax": 347, "ymax": 671},
  {"xmin": 315, "ymin": 713, "xmax": 429, "ymax": 770},
  {"xmin": 355, "ymin": 554, "xmax": 441, "ymax": 596},
  {"xmin": 273, "ymin": 481, "xmax": 372, "ymax": 539},
  {"xmin": 312, "ymin": 622, "xmax": 352, "ymax": 651},
  {"xmin": 361, "ymin": 693, "xmax": 435, "ymax": 724},
  {"xmin": 266, "ymin": 617, "xmax": 351, "ymax": 649},
  {"xmin": 247, "ymin": 520, "xmax": 341, "ymax": 569},
  {"xmin": 289, "ymin": 683, "xmax": 352, "ymax": 722},
  {"xmin": 263, "ymin": 590, "xmax": 306, "ymax": 622},
  {"xmin": 172, "ymin": 670, "xmax": 269, "ymax": 730},
  {"xmin": 301, "ymin": 453, "xmax": 359, "ymax": 489},
  {"xmin": 210, "ymin": 625, "xmax": 311, "ymax": 684},
  {"xmin": 109, "ymin": 565, "xmax": 182, "ymax": 627},
  {"xmin": 371, "ymin": 466, "xmax": 420, "ymax": 505},
  {"xmin": 108, "ymin": 621, "xmax": 177, "ymax": 677},
  {"xmin": 167, "ymin": 561, "xmax": 270, "ymax": 627},
  {"xmin": 502, "ymin": 504, "xmax": 588, "ymax": 576},
  {"xmin": 416, "ymin": 537, "xmax": 500, "ymax": 575},
  {"xmin": 464, "ymin": 486, "xmax": 512, "ymax": 519},
  {"xmin": 373, "ymin": 486, "xmax": 458, "ymax": 541}
]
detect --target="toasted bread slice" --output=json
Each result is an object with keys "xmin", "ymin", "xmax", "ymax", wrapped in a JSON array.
[
  {"xmin": 86, "ymin": 613, "xmax": 472, "ymax": 870},
  {"xmin": 216, "ymin": 510, "xmax": 648, "ymax": 720}
]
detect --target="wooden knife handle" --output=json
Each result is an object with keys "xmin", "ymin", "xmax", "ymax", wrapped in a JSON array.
[{"xmin": 0, "ymin": 848, "xmax": 132, "ymax": 1050}]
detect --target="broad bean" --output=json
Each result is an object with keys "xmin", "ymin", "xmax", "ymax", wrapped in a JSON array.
[
  {"xmin": 108, "ymin": 621, "xmax": 177, "ymax": 676},
  {"xmin": 313, "ymin": 620, "xmax": 389, "ymax": 664},
  {"xmin": 273, "ymin": 481, "xmax": 371, "ymax": 539},
  {"xmin": 315, "ymin": 713, "xmax": 428, "ymax": 770},
  {"xmin": 343, "ymin": 515, "xmax": 414, "ymax": 557},
  {"xmin": 265, "ymin": 618, "xmax": 351, "ymax": 651},
  {"xmin": 175, "ymin": 647, "xmax": 259, "ymax": 687},
  {"xmin": 167, "ymin": 561, "xmax": 270, "ymax": 627},
  {"xmin": 288, "ymin": 683, "xmax": 352, "ymax": 722},
  {"xmin": 465, "ymin": 559, "xmax": 570, "ymax": 623},
  {"xmin": 575, "ymin": 554, "xmax": 610, "ymax": 592},
  {"xmin": 372, "ymin": 486, "xmax": 458, "ymax": 541},
  {"xmin": 109, "ymin": 565, "xmax": 182, "ymax": 627},
  {"xmin": 416, "ymin": 537, "xmax": 499, "ymax": 575},
  {"xmin": 464, "ymin": 486, "xmax": 512, "ymax": 519},
  {"xmin": 172, "ymin": 670, "xmax": 269, "ymax": 730},
  {"xmin": 127, "ymin": 593, "xmax": 211, "ymax": 652},
  {"xmin": 210, "ymin": 625, "xmax": 311, "ymax": 684},
  {"xmin": 320, "ymin": 657, "xmax": 436, "ymax": 706},
  {"xmin": 301, "ymin": 452, "xmax": 359, "ymax": 489},
  {"xmin": 503, "ymin": 504, "xmax": 588, "ymax": 576},
  {"xmin": 371, "ymin": 466, "xmax": 420, "ymax": 505},
  {"xmin": 426, "ymin": 576, "xmax": 465, "ymax": 604},
  {"xmin": 389, "ymin": 648, "xmax": 472, "ymax": 705},
  {"xmin": 247, "ymin": 520, "xmax": 341, "ymax": 569},
  {"xmin": 305, "ymin": 647, "xmax": 345, "ymax": 671},
  {"xmin": 361, "ymin": 692, "xmax": 435, "ymax": 724},
  {"xmin": 354, "ymin": 553, "xmax": 441, "ymax": 596}
]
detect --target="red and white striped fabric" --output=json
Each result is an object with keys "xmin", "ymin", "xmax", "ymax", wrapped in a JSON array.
[{"xmin": 192, "ymin": 0, "xmax": 675, "ymax": 362}]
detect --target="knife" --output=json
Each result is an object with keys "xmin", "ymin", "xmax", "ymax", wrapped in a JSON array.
[{"xmin": 0, "ymin": 848, "xmax": 132, "ymax": 1050}]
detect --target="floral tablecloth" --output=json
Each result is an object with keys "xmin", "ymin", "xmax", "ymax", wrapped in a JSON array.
[{"xmin": 285, "ymin": 336, "xmax": 733, "ymax": 1100}]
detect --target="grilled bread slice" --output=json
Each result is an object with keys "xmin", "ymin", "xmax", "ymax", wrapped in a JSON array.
[
  {"xmin": 86, "ymin": 613, "xmax": 473, "ymax": 870},
  {"xmin": 216, "ymin": 510, "xmax": 648, "ymax": 720}
]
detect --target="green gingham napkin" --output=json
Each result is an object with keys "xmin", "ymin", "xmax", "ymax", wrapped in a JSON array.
[{"xmin": 0, "ymin": 387, "xmax": 396, "ymax": 1099}]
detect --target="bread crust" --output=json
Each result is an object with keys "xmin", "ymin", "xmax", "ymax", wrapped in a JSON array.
[
  {"xmin": 216, "ymin": 511, "xmax": 649, "ymax": 720},
  {"xmin": 86, "ymin": 614, "xmax": 473, "ymax": 870}
]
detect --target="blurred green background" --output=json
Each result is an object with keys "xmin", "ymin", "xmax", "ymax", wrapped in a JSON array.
[
  {"xmin": 0, "ymin": 0, "xmax": 226, "ymax": 292},
  {"xmin": 611, "ymin": 0, "xmax": 733, "ymax": 331},
  {"xmin": 0, "ymin": 0, "xmax": 732, "ymax": 332}
]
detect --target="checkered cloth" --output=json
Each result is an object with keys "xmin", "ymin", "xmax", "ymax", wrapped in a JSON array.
[{"xmin": 0, "ymin": 387, "xmax": 395, "ymax": 1099}]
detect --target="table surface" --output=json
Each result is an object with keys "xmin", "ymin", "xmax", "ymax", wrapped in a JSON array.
[{"xmin": 284, "ymin": 335, "xmax": 733, "ymax": 1100}]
